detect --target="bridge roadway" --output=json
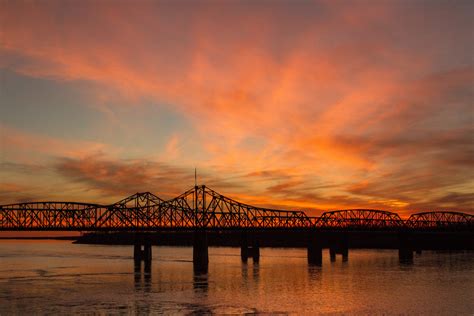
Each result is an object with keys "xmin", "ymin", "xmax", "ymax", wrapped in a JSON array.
[{"xmin": 1, "ymin": 185, "xmax": 473, "ymax": 272}]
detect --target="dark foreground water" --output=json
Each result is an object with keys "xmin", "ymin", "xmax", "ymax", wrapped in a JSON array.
[{"xmin": 0, "ymin": 240, "xmax": 472, "ymax": 315}]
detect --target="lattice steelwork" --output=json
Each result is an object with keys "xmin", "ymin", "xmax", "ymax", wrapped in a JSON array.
[
  {"xmin": 0, "ymin": 202, "xmax": 107, "ymax": 230},
  {"xmin": 163, "ymin": 186, "xmax": 314, "ymax": 228},
  {"xmin": 315, "ymin": 209, "xmax": 404, "ymax": 229},
  {"xmin": 406, "ymin": 212, "xmax": 474, "ymax": 230},
  {"xmin": 111, "ymin": 192, "xmax": 165, "ymax": 229},
  {"xmin": 0, "ymin": 185, "xmax": 472, "ymax": 231}
]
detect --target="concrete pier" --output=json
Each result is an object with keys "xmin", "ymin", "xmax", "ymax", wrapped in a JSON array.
[
  {"xmin": 329, "ymin": 248, "xmax": 337, "ymax": 262},
  {"xmin": 134, "ymin": 242, "xmax": 152, "ymax": 264},
  {"xmin": 241, "ymin": 245, "xmax": 260, "ymax": 263},
  {"xmin": 329, "ymin": 232, "xmax": 349, "ymax": 262},
  {"xmin": 398, "ymin": 232, "xmax": 414, "ymax": 263},
  {"xmin": 307, "ymin": 232, "xmax": 323, "ymax": 265},
  {"xmin": 241, "ymin": 232, "xmax": 260, "ymax": 263},
  {"xmin": 193, "ymin": 230, "xmax": 209, "ymax": 273}
]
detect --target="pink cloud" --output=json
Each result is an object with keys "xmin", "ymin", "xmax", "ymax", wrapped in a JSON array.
[
  {"xmin": 0, "ymin": 124, "xmax": 115, "ymax": 162},
  {"xmin": 0, "ymin": 1, "xmax": 472, "ymax": 213}
]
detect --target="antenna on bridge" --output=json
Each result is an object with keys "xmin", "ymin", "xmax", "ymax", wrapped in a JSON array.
[{"xmin": 194, "ymin": 167, "xmax": 197, "ymax": 188}]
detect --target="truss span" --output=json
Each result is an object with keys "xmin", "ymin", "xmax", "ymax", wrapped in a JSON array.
[
  {"xmin": 0, "ymin": 186, "xmax": 315, "ymax": 230},
  {"xmin": 0, "ymin": 201, "xmax": 107, "ymax": 230},
  {"xmin": 0, "ymin": 186, "xmax": 472, "ymax": 231},
  {"xmin": 406, "ymin": 211, "xmax": 473, "ymax": 229},
  {"xmin": 162, "ymin": 185, "xmax": 314, "ymax": 228},
  {"xmin": 316, "ymin": 209, "xmax": 403, "ymax": 229}
]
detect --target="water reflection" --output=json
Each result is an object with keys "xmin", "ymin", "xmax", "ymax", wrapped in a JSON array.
[
  {"xmin": 399, "ymin": 257, "xmax": 414, "ymax": 265},
  {"xmin": 134, "ymin": 261, "xmax": 141, "ymax": 286},
  {"xmin": 193, "ymin": 271, "xmax": 209, "ymax": 293},
  {"xmin": 133, "ymin": 260, "xmax": 152, "ymax": 293},
  {"xmin": 0, "ymin": 242, "xmax": 472, "ymax": 315},
  {"xmin": 252, "ymin": 262, "xmax": 259, "ymax": 283},
  {"xmin": 329, "ymin": 248, "xmax": 349, "ymax": 263},
  {"xmin": 307, "ymin": 265, "xmax": 322, "ymax": 284},
  {"xmin": 241, "ymin": 260, "xmax": 260, "ymax": 284},
  {"xmin": 241, "ymin": 262, "xmax": 248, "ymax": 282},
  {"xmin": 191, "ymin": 272, "xmax": 212, "ymax": 314},
  {"xmin": 133, "ymin": 297, "xmax": 151, "ymax": 315}
]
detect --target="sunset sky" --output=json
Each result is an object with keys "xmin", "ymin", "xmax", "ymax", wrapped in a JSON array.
[{"xmin": 0, "ymin": 0, "xmax": 473, "ymax": 217}]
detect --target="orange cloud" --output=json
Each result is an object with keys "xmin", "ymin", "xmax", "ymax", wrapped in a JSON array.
[
  {"xmin": 0, "ymin": 124, "xmax": 115, "ymax": 163},
  {"xmin": 0, "ymin": 1, "xmax": 472, "ymax": 213}
]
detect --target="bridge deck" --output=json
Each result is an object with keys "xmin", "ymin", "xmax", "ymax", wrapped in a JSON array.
[{"xmin": 1, "ymin": 185, "xmax": 472, "ymax": 231}]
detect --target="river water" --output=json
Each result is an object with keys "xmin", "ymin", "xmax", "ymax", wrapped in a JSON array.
[{"xmin": 0, "ymin": 240, "xmax": 472, "ymax": 315}]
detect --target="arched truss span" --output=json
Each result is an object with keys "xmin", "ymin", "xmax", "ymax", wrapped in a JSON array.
[
  {"xmin": 316, "ymin": 209, "xmax": 403, "ymax": 229},
  {"xmin": 0, "ymin": 187, "xmax": 472, "ymax": 231},
  {"xmin": 406, "ymin": 211, "xmax": 473, "ymax": 229},
  {"xmin": 161, "ymin": 185, "xmax": 314, "ymax": 228},
  {"xmin": 0, "ymin": 202, "xmax": 107, "ymax": 230}
]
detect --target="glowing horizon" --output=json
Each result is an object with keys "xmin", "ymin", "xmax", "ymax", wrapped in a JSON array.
[{"xmin": 1, "ymin": 0, "xmax": 473, "ymax": 218}]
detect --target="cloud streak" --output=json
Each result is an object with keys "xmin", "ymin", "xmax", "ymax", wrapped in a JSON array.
[{"xmin": 0, "ymin": 1, "xmax": 472, "ymax": 214}]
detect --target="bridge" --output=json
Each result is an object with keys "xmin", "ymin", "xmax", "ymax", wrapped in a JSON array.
[{"xmin": 1, "ymin": 185, "xmax": 473, "ymax": 272}]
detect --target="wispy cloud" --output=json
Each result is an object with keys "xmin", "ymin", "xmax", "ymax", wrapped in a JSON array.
[{"xmin": 0, "ymin": 1, "xmax": 472, "ymax": 214}]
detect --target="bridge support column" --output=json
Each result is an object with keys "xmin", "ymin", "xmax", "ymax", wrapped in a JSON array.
[
  {"xmin": 329, "ymin": 248, "xmax": 336, "ymax": 262},
  {"xmin": 241, "ymin": 232, "xmax": 260, "ymax": 263},
  {"xmin": 241, "ymin": 242, "xmax": 248, "ymax": 263},
  {"xmin": 134, "ymin": 241, "xmax": 152, "ymax": 269},
  {"xmin": 341, "ymin": 234, "xmax": 349, "ymax": 262},
  {"xmin": 193, "ymin": 230, "xmax": 209, "ymax": 273},
  {"xmin": 307, "ymin": 231, "xmax": 323, "ymax": 265},
  {"xmin": 329, "ymin": 232, "xmax": 349, "ymax": 262},
  {"xmin": 398, "ymin": 232, "xmax": 414, "ymax": 264}
]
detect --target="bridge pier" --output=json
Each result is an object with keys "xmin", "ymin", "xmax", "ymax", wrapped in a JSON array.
[
  {"xmin": 241, "ymin": 244, "xmax": 260, "ymax": 263},
  {"xmin": 241, "ymin": 232, "xmax": 260, "ymax": 263},
  {"xmin": 193, "ymin": 230, "xmax": 209, "ymax": 273},
  {"xmin": 134, "ymin": 251, "xmax": 151, "ymax": 290},
  {"xmin": 133, "ymin": 236, "xmax": 152, "ymax": 277},
  {"xmin": 329, "ymin": 248, "xmax": 336, "ymax": 262},
  {"xmin": 133, "ymin": 241, "xmax": 151, "ymax": 265},
  {"xmin": 329, "ymin": 232, "xmax": 349, "ymax": 262},
  {"xmin": 307, "ymin": 231, "xmax": 323, "ymax": 265},
  {"xmin": 398, "ymin": 232, "xmax": 414, "ymax": 264}
]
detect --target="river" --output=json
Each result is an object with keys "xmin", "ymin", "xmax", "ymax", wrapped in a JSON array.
[{"xmin": 0, "ymin": 240, "xmax": 472, "ymax": 315}]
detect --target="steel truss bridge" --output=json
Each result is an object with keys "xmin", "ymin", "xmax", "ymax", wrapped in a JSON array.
[{"xmin": 0, "ymin": 185, "xmax": 472, "ymax": 231}]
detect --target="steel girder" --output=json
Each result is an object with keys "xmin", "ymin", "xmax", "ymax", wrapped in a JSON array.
[
  {"xmin": 315, "ymin": 209, "xmax": 404, "ymax": 229},
  {"xmin": 406, "ymin": 211, "xmax": 473, "ymax": 230},
  {"xmin": 0, "ymin": 186, "xmax": 472, "ymax": 231}
]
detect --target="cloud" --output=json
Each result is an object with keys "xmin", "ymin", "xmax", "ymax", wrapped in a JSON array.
[
  {"xmin": 54, "ymin": 156, "xmax": 190, "ymax": 198},
  {"xmin": 0, "ymin": 124, "xmax": 114, "ymax": 163},
  {"xmin": 0, "ymin": 182, "xmax": 41, "ymax": 203},
  {"xmin": 429, "ymin": 193, "xmax": 474, "ymax": 210},
  {"xmin": 0, "ymin": 1, "xmax": 472, "ymax": 213},
  {"xmin": 0, "ymin": 162, "xmax": 46, "ymax": 173},
  {"xmin": 53, "ymin": 154, "xmax": 246, "ymax": 201}
]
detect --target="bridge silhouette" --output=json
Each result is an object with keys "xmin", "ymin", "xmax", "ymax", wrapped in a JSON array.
[{"xmin": 1, "ymin": 185, "xmax": 473, "ymax": 272}]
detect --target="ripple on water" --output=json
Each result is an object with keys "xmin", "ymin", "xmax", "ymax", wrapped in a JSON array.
[{"xmin": 0, "ymin": 243, "xmax": 473, "ymax": 315}]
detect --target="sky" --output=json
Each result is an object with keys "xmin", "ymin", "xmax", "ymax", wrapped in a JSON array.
[{"xmin": 0, "ymin": 0, "xmax": 473, "ymax": 218}]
